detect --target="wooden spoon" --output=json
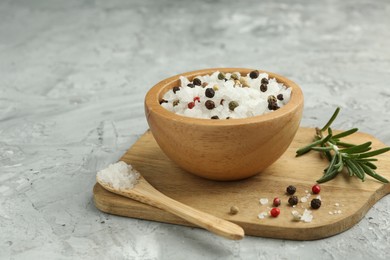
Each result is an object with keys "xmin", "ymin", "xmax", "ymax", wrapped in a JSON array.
[{"xmin": 96, "ymin": 174, "xmax": 244, "ymax": 240}]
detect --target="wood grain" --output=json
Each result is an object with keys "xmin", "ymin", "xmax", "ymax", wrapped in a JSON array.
[{"xmin": 93, "ymin": 128, "xmax": 390, "ymax": 240}]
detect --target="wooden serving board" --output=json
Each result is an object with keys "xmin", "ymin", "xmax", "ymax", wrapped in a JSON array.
[{"xmin": 93, "ymin": 128, "xmax": 390, "ymax": 240}]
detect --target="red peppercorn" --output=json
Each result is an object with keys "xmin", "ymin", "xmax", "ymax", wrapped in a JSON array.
[
  {"xmin": 312, "ymin": 184, "xmax": 321, "ymax": 194},
  {"xmin": 188, "ymin": 102, "xmax": 195, "ymax": 109},
  {"xmin": 273, "ymin": 197, "xmax": 281, "ymax": 207},
  {"xmin": 193, "ymin": 96, "xmax": 200, "ymax": 103},
  {"xmin": 270, "ymin": 208, "xmax": 280, "ymax": 217}
]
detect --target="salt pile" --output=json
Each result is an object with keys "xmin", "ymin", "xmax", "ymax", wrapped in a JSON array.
[
  {"xmin": 160, "ymin": 71, "xmax": 291, "ymax": 119},
  {"xmin": 97, "ymin": 161, "xmax": 140, "ymax": 190}
]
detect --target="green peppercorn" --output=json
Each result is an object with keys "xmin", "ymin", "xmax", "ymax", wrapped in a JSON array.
[
  {"xmin": 159, "ymin": 99, "xmax": 168, "ymax": 105},
  {"xmin": 211, "ymin": 115, "xmax": 219, "ymax": 119},
  {"xmin": 260, "ymin": 84, "xmax": 268, "ymax": 92},
  {"xmin": 286, "ymin": 185, "xmax": 296, "ymax": 195},
  {"xmin": 230, "ymin": 73, "xmax": 239, "ymax": 80},
  {"xmin": 239, "ymin": 77, "xmax": 250, "ymax": 87},
  {"xmin": 187, "ymin": 83, "xmax": 195, "ymax": 88},
  {"xmin": 261, "ymin": 78, "xmax": 269, "ymax": 84},
  {"xmin": 277, "ymin": 94, "xmax": 284, "ymax": 101},
  {"xmin": 173, "ymin": 86, "xmax": 180, "ymax": 94},
  {"xmin": 173, "ymin": 99, "xmax": 180, "ymax": 107},
  {"xmin": 205, "ymin": 100, "xmax": 215, "ymax": 110},
  {"xmin": 218, "ymin": 72, "xmax": 226, "ymax": 80},
  {"xmin": 193, "ymin": 78, "xmax": 202, "ymax": 86},
  {"xmin": 249, "ymin": 70, "xmax": 259, "ymax": 79},
  {"xmin": 229, "ymin": 101, "xmax": 239, "ymax": 111},
  {"xmin": 311, "ymin": 199, "xmax": 322, "ymax": 209},
  {"xmin": 205, "ymin": 88, "xmax": 215, "ymax": 98},
  {"xmin": 288, "ymin": 196, "xmax": 298, "ymax": 206},
  {"xmin": 213, "ymin": 84, "xmax": 219, "ymax": 91}
]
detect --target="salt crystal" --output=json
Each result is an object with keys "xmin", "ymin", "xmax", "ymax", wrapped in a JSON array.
[
  {"xmin": 291, "ymin": 210, "xmax": 302, "ymax": 221},
  {"xmin": 259, "ymin": 198, "xmax": 269, "ymax": 205},
  {"xmin": 335, "ymin": 203, "xmax": 340, "ymax": 207},
  {"xmin": 316, "ymin": 195, "xmax": 321, "ymax": 200},
  {"xmin": 97, "ymin": 161, "xmax": 140, "ymax": 190},
  {"xmin": 300, "ymin": 197, "xmax": 308, "ymax": 203},
  {"xmin": 301, "ymin": 209, "xmax": 313, "ymax": 223},
  {"xmin": 305, "ymin": 190, "xmax": 309, "ymax": 194},
  {"xmin": 329, "ymin": 211, "xmax": 333, "ymax": 215},
  {"xmin": 337, "ymin": 210, "xmax": 342, "ymax": 214},
  {"xmin": 258, "ymin": 212, "xmax": 268, "ymax": 219}
]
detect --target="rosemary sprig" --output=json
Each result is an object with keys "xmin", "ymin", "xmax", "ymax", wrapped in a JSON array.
[{"xmin": 296, "ymin": 107, "xmax": 390, "ymax": 183}]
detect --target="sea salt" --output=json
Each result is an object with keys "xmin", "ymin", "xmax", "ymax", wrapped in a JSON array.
[
  {"xmin": 259, "ymin": 198, "xmax": 269, "ymax": 205},
  {"xmin": 258, "ymin": 212, "xmax": 268, "ymax": 219},
  {"xmin": 161, "ymin": 71, "xmax": 291, "ymax": 119},
  {"xmin": 300, "ymin": 197, "xmax": 308, "ymax": 203},
  {"xmin": 301, "ymin": 209, "xmax": 313, "ymax": 223},
  {"xmin": 97, "ymin": 161, "xmax": 140, "ymax": 190}
]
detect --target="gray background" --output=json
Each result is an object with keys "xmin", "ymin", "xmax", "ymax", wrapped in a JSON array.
[{"xmin": 1, "ymin": 0, "xmax": 390, "ymax": 259}]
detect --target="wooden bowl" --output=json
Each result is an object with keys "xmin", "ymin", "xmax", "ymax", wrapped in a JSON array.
[{"xmin": 144, "ymin": 68, "xmax": 304, "ymax": 181}]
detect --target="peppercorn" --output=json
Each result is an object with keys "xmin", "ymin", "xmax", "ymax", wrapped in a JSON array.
[
  {"xmin": 288, "ymin": 196, "xmax": 298, "ymax": 206},
  {"xmin": 286, "ymin": 185, "xmax": 296, "ymax": 195},
  {"xmin": 188, "ymin": 102, "xmax": 195, "ymax": 109},
  {"xmin": 260, "ymin": 84, "xmax": 268, "ymax": 92},
  {"xmin": 193, "ymin": 78, "xmax": 202, "ymax": 86},
  {"xmin": 173, "ymin": 99, "xmax": 180, "ymax": 106},
  {"xmin": 311, "ymin": 198, "xmax": 322, "ymax": 209},
  {"xmin": 220, "ymin": 99, "xmax": 225, "ymax": 105},
  {"xmin": 268, "ymin": 102, "xmax": 280, "ymax": 110},
  {"xmin": 205, "ymin": 100, "xmax": 215, "ymax": 110},
  {"xmin": 159, "ymin": 99, "xmax": 168, "ymax": 105},
  {"xmin": 226, "ymin": 117, "xmax": 230, "ymax": 119},
  {"xmin": 187, "ymin": 83, "xmax": 195, "ymax": 88},
  {"xmin": 218, "ymin": 72, "xmax": 226, "ymax": 80},
  {"xmin": 211, "ymin": 115, "xmax": 219, "ymax": 119},
  {"xmin": 213, "ymin": 84, "xmax": 219, "ymax": 91},
  {"xmin": 202, "ymin": 82, "xmax": 208, "ymax": 87},
  {"xmin": 273, "ymin": 197, "xmax": 281, "ymax": 207},
  {"xmin": 277, "ymin": 94, "xmax": 284, "ymax": 101},
  {"xmin": 270, "ymin": 208, "xmax": 280, "ymax": 217},
  {"xmin": 229, "ymin": 101, "xmax": 239, "ymax": 111},
  {"xmin": 193, "ymin": 96, "xmax": 200, "ymax": 103},
  {"xmin": 249, "ymin": 70, "xmax": 259, "ymax": 79},
  {"xmin": 268, "ymin": 95, "xmax": 277, "ymax": 104},
  {"xmin": 239, "ymin": 77, "xmax": 250, "ymax": 87},
  {"xmin": 205, "ymin": 88, "xmax": 215, "ymax": 98},
  {"xmin": 231, "ymin": 73, "xmax": 239, "ymax": 80},
  {"xmin": 312, "ymin": 184, "xmax": 321, "ymax": 194},
  {"xmin": 261, "ymin": 78, "xmax": 269, "ymax": 84},
  {"xmin": 173, "ymin": 86, "xmax": 180, "ymax": 94},
  {"xmin": 229, "ymin": 206, "xmax": 239, "ymax": 215}
]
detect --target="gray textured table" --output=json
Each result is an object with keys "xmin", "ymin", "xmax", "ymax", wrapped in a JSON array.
[{"xmin": 1, "ymin": 0, "xmax": 390, "ymax": 259}]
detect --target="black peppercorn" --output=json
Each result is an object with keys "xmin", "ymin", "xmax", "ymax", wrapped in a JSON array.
[
  {"xmin": 205, "ymin": 88, "xmax": 215, "ymax": 98},
  {"xmin": 261, "ymin": 78, "xmax": 269, "ymax": 84},
  {"xmin": 249, "ymin": 70, "xmax": 259, "ymax": 79},
  {"xmin": 260, "ymin": 84, "xmax": 268, "ymax": 92},
  {"xmin": 311, "ymin": 199, "xmax": 322, "ymax": 209},
  {"xmin": 193, "ymin": 78, "xmax": 202, "ymax": 86},
  {"xmin": 187, "ymin": 83, "xmax": 195, "ymax": 88},
  {"xmin": 277, "ymin": 94, "xmax": 284, "ymax": 101},
  {"xmin": 286, "ymin": 185, "xmax": 296, "ymax": 195},
  {"xmin": 173, "ymin": 100, "xmax": 180, "ymax": 107},
  {"xmin": 288, "ymin": 196, "xmax": 298, "ymax": 206},
  {"xmin": 211, "ymin": 115, "xmax": 219, "ymax": 119},
  {"xmin": 268, "ymin": 102, "xmax": 280, "ymax": 110},
  {"xmin": 205, "ymin": 100, "xmax": 215, "ymax": 110},
  {"xmin": 159, "ymin": 99, "xmax": 168, "ymax": 105},
  {"xmin": 173, "ymin": 86, "xmax": 180, "ymax": 94}
]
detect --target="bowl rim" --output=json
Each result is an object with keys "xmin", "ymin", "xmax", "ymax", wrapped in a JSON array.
[{"xmin": 145, "ymin": 68, "xmax": 304, "ymax": 126}]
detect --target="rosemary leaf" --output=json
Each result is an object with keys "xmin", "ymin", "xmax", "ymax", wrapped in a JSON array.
[
  {"xmin": 320, "ymin": 107, "xmax": 340, "ymax": 132},
  {"xmin": 357, "ymin": 147, "xmax": 390, "ymax": 158},
  {"xmin": 332, "ymin": 128, "xmax": 358, "ymax": 139}
]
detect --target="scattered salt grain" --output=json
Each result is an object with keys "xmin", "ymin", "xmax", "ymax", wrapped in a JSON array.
[
  {"xmin": 97, "ymin": 161, "xmax": 140, "ymax": 190},
  {"xmin": 301, "ymin": 209, "xmax": 313, "ymax": 223},
  {"xmin": 291, "ymin": 210, "xmax": 302, "ymax": 221},
  {"xmin": 329, "ymin": 211, "xmax": 334, "ymax": 215},
  {"xmin": 316, "ymin": 195, "xmax": 321, "ymax": 200},
  {"xmin": 335, "ymin": 203, "xmax": 340, "ymax": 207},
  {"xmin": 300, "ymin": 197, "xmax": 308, "ymax": 203},
  {"xmin": 259, "ymin": 198, "xmax": 269, "ymax": 205},
  {"xmin": 258, "ymin": 212, "xmax": 268, "ymax": 219}
]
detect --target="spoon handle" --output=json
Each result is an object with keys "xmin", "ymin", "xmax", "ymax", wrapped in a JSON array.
[{"xmin": 131, "ymin": 178, "xmax": 244, "ymax": 240}]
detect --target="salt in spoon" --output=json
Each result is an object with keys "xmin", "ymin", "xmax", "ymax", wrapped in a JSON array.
[{"xmin": 96, "ymin": 161, "xmax": 244, "ymax": 240}]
